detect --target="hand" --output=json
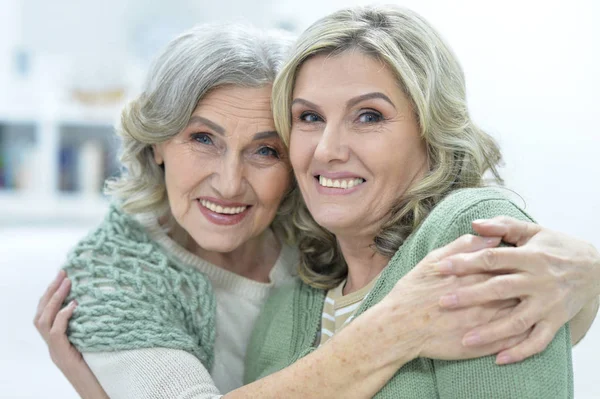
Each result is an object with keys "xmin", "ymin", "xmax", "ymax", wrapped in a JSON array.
[
  {"xmin": 375, "ymin": 234, "xmax": 529, "ymax": 367},
  {"xmin": 34, "ymin": 270, "xmax": 83, "ymax": 371},
  {"xmin": 435, "ymin": 216, "xmax": 600, "ymax": 364},
  {"xmin": 34, "ymin": 271, "xmax": 109, "ymax": 399}
]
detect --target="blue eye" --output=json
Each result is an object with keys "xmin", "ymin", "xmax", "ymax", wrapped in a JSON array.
[
  {"xmin": 257, "ymin": 146, "xmax": 279, "ymax": 158},
  {"xmin": 192, "ymin": 133, "xmax": 213, "ymax": 145},
  {"xmin": 358, "ymin": 111, "xmax": 383, "ymax": 123},
  {"xmin": 300, "ymin": 112, "xmax": 323, "ymax": 123}
]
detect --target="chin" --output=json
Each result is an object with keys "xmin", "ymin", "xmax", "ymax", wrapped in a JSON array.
[
  {"xmin": 312, "ymin": 213, "xmax": 355, "ymax": 235},
  {"xmin": 189, "ymin": 232, "xmax": 241, "ymax": 254}
]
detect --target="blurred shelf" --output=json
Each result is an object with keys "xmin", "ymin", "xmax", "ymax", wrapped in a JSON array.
[{"xmin": 0, "ymin": 83, "xmax": 121, "ymax": 223}]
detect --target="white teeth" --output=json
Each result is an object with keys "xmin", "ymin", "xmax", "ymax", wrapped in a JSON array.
[
  {"xmin": 318, "ymin": 176, "xmax": 364, "ymax": 189},
  {"xmin": 199, "ymin": 199, "xmax": 247, "ymax": 214}
]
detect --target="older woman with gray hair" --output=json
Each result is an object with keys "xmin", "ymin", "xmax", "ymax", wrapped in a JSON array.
[{"xmin": 34, "ymin": 18, "xmax": 599, "ymax": 399}]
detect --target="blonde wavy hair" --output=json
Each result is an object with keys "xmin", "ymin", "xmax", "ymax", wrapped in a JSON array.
[
  {"xmin": 104, "ymin": 24, "xmax": 297, "ymax": 241},
  {"xmin": 272, "ymin": 5, "xmax": 504, "ymax": 289}
]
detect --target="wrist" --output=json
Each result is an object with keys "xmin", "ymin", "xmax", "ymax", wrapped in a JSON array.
[{"xmin": 351, "ymin": 299, "xmax": 424, "ymax": 369}]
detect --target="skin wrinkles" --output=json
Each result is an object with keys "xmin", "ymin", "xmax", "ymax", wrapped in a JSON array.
[{"xmin": 153, "ymin": 85, "xmax": 291, "ymax": 280}]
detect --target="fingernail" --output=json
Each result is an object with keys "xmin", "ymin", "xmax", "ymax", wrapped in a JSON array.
[
  {"xmin": 70, "ymin": 299, "xmax": 78, "ymax": 308},
  {"xmin": 473, "ymin": 219, "xmax": 488, "ymax": 225},
  {"xmin": 496, "ymin": 354, "xmax": 512, "ymax": 365},
  {"xmin": 55, "ymin": 270, "xmax": 65, "ymax": 281},
  {"xmin": 463, "ymin": 332, "xmax": 481, "ymax": 346},
  {"xmin": 59, "ymin": 278, "xmax": 70, "ymax": 289},
  {"xmin": 434, "ymin": 260, "xmax": 453, "ymax": 273},
  {"xmin": 439, "ymin": 294, "xmax": 458, "ymax": 307}
]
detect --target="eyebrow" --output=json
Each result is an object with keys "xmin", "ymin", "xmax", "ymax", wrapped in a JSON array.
[
  {"xmin": 347, "ymin": 92, "xmax": 395, "ymax": 110},
  {"xmin": 253, "ymin": 131, "xmax": 279, "ymax": 140},
  {"xmin": 188, "ymin": 116, "xmax": 225, "ymax": 135},
  {"xmin": 188, "ymin": 116, "xmax": 278, "ymax": 141},
  {"xmin": 291, "ymin": 91, "xmax": 396, "ymax": 112}
]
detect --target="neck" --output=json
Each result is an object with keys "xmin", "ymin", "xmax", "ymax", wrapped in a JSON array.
[
  {"xmin": 170, "ymin": 222, "xmax": 281, "ymax": 283},
  {"xmin": 337, "ymin": 233, "xmax": 390, "ymax": 295}
]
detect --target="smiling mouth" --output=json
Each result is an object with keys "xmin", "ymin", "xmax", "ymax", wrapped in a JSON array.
[
  {"xmin": 199, "ymin": 199, "xmax": 249, "ymax": 214},
  {"xmin": 316, "ymin": 175, "xmax": 366, "ymax": 189}
]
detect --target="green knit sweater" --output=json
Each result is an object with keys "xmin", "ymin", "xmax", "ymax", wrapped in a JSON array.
[
  {"xmin": 244, "ymin": 188, "xmax": 573, "ymax": 398},
  {"xmin": 62, "ymin": 205, "xmax": 216, "ymax": 370}
]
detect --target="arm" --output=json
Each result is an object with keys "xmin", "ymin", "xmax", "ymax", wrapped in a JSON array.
[
  {"xmin": 40, "ymin": 236, "xmax": 535, "ymax": 399},
  {"xmin": 34, "ymin": 271, "xmax": 109, "ymax": 399},
  {"xmin": 428, "ymin": 202, "xmax": 572, "ymax": 398},
  {"xmin": 83, "ymin": 349, "xmax": 222, "ymax": 399},
  {"xmin": 437, "ymin": 216, "xmax": 600, "ymax": 362},
  {"xmin": 35, "ymin": 273, "xmax": 223, "ymax": 399},
  {"xmin": 434, "ymin": 327, "xmax": 571, "ymax": 399},
  {"xmin": 242, "ymin": 235, "xmax": 536, "ymax": 398}
]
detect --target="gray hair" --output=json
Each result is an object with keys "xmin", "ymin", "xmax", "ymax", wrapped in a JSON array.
[
  {"xmin": 106, "ymin": 24, "xmax": 295, "ymax": 234},
  {"xmin": 272, "ymin": 5, "xmax": 503, "ymax": 289}
]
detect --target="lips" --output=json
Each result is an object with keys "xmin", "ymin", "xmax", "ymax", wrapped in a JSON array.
[
  {"xmin": 199, "ymin": 199, "xmax": 247, "ymax": 215},
  {"xmin": 317, "ymin": 175, "xmax": 365, "ymax": 189},
  {"xmin": 197, "ymin": 197, "xmax": 251, "ymax": 226},
  {"xmin": 312, "ymin": 173, "xmax": 366, "ymax": 195}
]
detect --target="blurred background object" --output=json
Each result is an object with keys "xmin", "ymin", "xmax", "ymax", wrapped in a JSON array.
[{"xmin": 0, "ymin": 0, "xmax": 598, "ymax": 397}]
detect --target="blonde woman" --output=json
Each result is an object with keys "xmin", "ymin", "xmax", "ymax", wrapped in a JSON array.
[
  {"xmin": 36, "ymin": 17, "xmax": 599, "ymax": 399},
  {"xmin": 245, "ymin": 5, "xmax": 597, "ymax": 397}
]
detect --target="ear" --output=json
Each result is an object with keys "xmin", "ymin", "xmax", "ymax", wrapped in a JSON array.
[{"xmin": 152, "ymin": 144, "xmax": 164, "ymax": 165}]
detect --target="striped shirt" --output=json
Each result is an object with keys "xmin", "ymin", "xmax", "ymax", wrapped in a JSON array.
[{"xmin": 318, "ymin": 276, "xmax": 380, "ymax": 346}]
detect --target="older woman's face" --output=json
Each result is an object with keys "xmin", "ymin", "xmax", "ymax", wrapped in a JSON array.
[
  {"xmin": 153, "ymin": 85, "xmax": 291, "ymax": 253},
  {"xmin": 289, "ymin": 52, "xmax": 428, "ymax": 238}
]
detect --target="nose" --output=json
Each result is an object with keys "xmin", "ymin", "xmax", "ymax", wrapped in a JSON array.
[
  {"xmin": 313, "ymin": 123, "xmax": 350, "ymax": 164},
  {"xmin": 213, "ymin": 153, "xmax": 245, "ymax": 199}
]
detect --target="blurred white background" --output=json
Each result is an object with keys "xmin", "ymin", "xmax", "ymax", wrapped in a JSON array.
[{"xmin": 0, "ymin": 0, "xmax": 598, "ymax": 397}]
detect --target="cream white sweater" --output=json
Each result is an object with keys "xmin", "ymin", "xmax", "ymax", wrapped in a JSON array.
[{"xmin": 83, "ymin": 213, "xmax": 298, "ymax": 398}]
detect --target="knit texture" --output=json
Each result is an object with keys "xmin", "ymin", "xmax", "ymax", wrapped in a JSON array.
[
  {"xmin": 245, "ymin": 188, "xmax": 574, "ymax": 398},
  {"xmin": 83, "ymin": 348, "xmax": 222, "ymax": 399},
  {"xmin": 63, "ymin": 204, "xmax": 216, "ymax": 370}
]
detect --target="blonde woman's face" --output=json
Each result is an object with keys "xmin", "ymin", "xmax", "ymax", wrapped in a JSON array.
[
  {"xmin": 153, "ymin": 85, "xmax": 291, "ymax": 253},
  {"xmin": 289, "ymin": 52, "xmax": 428, "ymax": 238}
]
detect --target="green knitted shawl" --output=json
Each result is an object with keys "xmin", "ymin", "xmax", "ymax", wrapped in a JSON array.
[
  {"xmin": 245, "ymin": 188, "xmax": 573, "ymax": 398},
  {"xmin": 63, "ymin": 205, "xmax": 216, "ymax": 370}
]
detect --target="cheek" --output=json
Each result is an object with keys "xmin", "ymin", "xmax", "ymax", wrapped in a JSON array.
[
  {"xmin": 289, "ymin": 131, "xmax": 314, "ymax": 175},
  {"xmin": 164, "ymin": 150, "xmax": 213, "ymax": 195}
]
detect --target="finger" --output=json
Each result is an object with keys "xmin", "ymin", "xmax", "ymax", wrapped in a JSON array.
[
  {"xmin": 472, "ymin": 217, "xmax": 541, "ymax": 247},
  {"xmin": 484, "ymin": 328, "xmax": 531, "ymax": 355},
  {"xmin": 428, "ymin": 235, "xmax": 502, "ymax": 272},
  {"xmin": 459, "ymin": 328, "xmax": 530, "ymax": 360},
  {"xmin": 461, "ymin": 300, "xmax": 543, "ymax": 347},
  {"xmin": 49, "ymin": 300, "xmax": 77, "ymax": 342},
  {"xmin": 439, "ymin": 246, "xmax": 533, "ymax": 276},
  {"xmin": 495, "ymin": 320, "xmax": 559, "ymax": 365},
  {"xmin": 36, "ymin": 278, "xmax": 72, "ymax": 337},
  {"xmin": 439, "ymin": 274, "xmax": 528, "ymax": 308},
  {"xmin": 34, "ymin": 270, "xmax": 66, "ymax": 324}
]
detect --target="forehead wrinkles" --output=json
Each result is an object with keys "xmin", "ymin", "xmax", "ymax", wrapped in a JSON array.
[{"xmin": 196, "ymin": 97, "xmax": 273, "ymax": 124}]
